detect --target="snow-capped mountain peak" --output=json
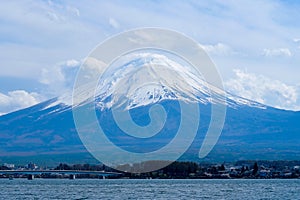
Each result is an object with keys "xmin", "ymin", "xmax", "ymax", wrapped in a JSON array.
[{"xmin": 93, "ymin": 53, "xmax": 265, "ymax": 110}]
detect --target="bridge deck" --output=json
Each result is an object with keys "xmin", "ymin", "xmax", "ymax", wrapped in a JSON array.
[{"xmin": 0, "ymin": 170, "xmax": 122, "ymax": 176}]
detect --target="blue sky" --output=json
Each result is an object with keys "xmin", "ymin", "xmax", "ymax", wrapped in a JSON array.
[{"xmin": 1, "ymin": 0, "xmax": 300, "ymax": 114}]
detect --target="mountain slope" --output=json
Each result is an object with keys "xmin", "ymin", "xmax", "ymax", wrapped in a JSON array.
[{"xmin": 0, "ymin": 96, "xmax": 299, "ymax": 164}]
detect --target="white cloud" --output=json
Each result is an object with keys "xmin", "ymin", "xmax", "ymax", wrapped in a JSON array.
[
  {"xmin": 199, "ymin": 43, "xmax": 234, "ymax": 56},
  {"xmin": 66, "ymin": 5, "xmax": 80, "ymax": 17},
  {"xmin": 293, "ymin": 38, "xmax": 300, "ymax": 43},
  {"xmin": 262, "ymin": 48, "xmax": 292, "ymax": 57},
  {"xmin": 293, "ymin": 38, "xmax": 300, "ymax": 48},
  {"xmin": 46, "ymin": 11, "xmax": 61, "ymax": 22},
  {"xmin": 0, "ymin": 90, "xmax": 44, "ymax": 115},
  {"xmin": 109, "ymin": 17, "xmax": 120, "ymax": 29},
  {"xmin": 39, "ymin": 59, "xmax": 81, "ymax": 96},
  {"xmin": 65, "ymin": 59, "xmax": 81, "ymax": 68},
  {"xmin": 82, "ymin": 57, "xmax": 106, "ymax": 74},
  {"xmin": 47, "ymin": 0, "xmax": 80, "ymax": 18},
  {"xmin": 225, "ymin": 69, "xmax": 299, "ymax": 110}
]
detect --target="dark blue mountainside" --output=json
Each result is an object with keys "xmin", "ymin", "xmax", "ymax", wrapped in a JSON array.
[{"xmin": 0, "ymin": 96, "xmax": 299, "ymax": 165}]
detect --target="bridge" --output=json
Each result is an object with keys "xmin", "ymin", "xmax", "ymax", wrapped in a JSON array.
[{"xmin": 0, "ymin": 170, "xmax": 123, "ymax": 180}]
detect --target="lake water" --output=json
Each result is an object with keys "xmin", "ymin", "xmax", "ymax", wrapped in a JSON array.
[{"xmin": 0, "ymin": 179, "xmax": 299, "ymax": 199}]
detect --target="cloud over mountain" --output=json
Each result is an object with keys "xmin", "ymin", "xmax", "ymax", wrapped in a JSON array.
[
  {"xmin": 225, "ymin": 69, "xmax": 299, "ymax": 110},
  {"xmin": 0, "ymin": 90, "xmax": 43, "ymax": 115},
  {"xmin": 263, "ymin": 48, "xmax": 292, "ymax": 57},
  {"xmin": 39, "ymin": 59, "xmax": 80, "ymax": 96}
]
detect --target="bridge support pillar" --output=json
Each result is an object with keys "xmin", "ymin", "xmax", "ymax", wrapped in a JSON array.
[
  {"xmin": 69, "ymin": 174, "xmax": 76, "ymax": 179},
  {"xmin": 27, "ymin": 174, "xmax": 34, "ymax": 180}
]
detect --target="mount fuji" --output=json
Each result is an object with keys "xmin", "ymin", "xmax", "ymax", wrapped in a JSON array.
[{"xmin": 0, "ymin": 53, "xmax": 299, "ymax": 165}]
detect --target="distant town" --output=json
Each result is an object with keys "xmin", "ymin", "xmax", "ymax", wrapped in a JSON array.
[{"xmin": 1, "ymin": 160, "xmax": 300, "ymax": 179}]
